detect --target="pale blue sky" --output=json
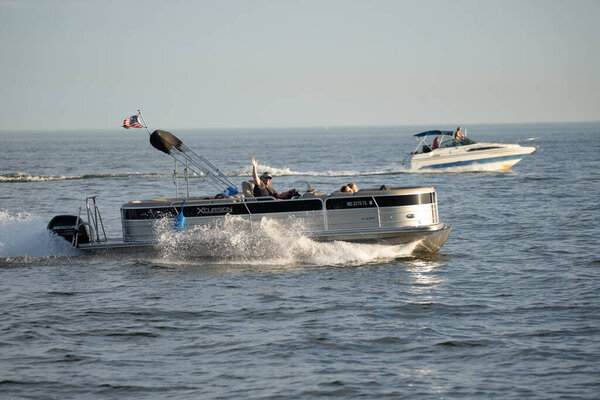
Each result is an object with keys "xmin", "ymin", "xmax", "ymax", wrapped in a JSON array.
[{"xmin": 1, "ymin": 0, "xmax": 598, "ymax": 130}]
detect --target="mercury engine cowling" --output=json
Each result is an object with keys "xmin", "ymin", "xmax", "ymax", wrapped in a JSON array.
[{"xmin": 47, "ymin": 215, "xmax": 90, "ymax": 245}]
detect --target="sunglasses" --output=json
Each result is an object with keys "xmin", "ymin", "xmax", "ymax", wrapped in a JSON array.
[{"xmin": 264, "ymin": 176, "xmax": 272, "ymax": 180}]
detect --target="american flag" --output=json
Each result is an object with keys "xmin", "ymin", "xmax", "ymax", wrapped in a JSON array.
[{"xmin": 123, "ymin": 115, "xmax": 143, "ymax": 129}]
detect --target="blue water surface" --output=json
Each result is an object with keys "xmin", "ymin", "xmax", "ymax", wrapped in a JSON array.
[{"xmin": 1, "ymin": 122, "xmax": 599, "ymax": 399}]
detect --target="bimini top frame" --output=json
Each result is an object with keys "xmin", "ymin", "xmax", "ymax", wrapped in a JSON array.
[
  {"xmin": 410, "ymin": 128, "xmax": 470, "ymax": 156},
  {"xmin": 149, "ymin": 129, "xmax": 238, "ymax": 198},
  {"xmin": 124, "ymin": 109, "xmax": 239, "ymax": 199}
]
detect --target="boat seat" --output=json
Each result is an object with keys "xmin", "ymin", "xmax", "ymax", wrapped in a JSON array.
[
  {"xmin": 358, "ymin": 186, "xmax": 391, "ymax": 192},
  {"xmin": 242, "ymin": 180, "xmax": 255, "ymax": 198},
  {"xmin": 302, "ymin": 191, "xmax": 325, "ymax": 198},
  {"xmin": 329, "ymin": 191, "xmax": 354, "ymax": 197}
]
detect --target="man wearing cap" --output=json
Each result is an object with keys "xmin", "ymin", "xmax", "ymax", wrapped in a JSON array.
[{"xmin": 251, "ymin": 157, "xmax": 296, "ymax": 199}]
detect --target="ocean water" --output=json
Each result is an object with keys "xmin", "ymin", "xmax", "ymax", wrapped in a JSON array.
[{"xmin": 1, "ymin": 122, "xmax": 599, "ymax": 399}]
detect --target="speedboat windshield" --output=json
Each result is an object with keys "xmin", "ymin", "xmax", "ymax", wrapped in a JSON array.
[{"xmin": 439, "ymin": 138, "xmax": 477, "ymax": 148}]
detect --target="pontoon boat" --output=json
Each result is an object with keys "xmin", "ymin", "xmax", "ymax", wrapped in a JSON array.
[{"xmin": 48, "ymin": 130, "xmax": 451, "ymax": 255}]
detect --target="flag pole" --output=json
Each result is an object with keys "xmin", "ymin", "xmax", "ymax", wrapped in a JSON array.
[{"xmin": 137, "ymin": 109, "xmax": 151, "ymax": 135}]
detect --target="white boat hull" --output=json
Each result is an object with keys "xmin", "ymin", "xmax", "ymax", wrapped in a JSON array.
[{"xmin": 410, "ymin": 142, "xmax": 536, "ymax": 172}]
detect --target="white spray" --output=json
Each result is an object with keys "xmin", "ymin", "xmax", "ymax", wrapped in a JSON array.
[{"xmin": 153, "ymin": 214, "xmax": 419, "ymax": 266}]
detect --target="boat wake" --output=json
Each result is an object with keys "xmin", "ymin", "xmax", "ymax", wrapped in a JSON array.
[
  {"xmin": 0, "ymin": 211, "xmax": 79, "ymax": 262},
  {"xmin": 0, "ymin": 211, "xmax": 421, "ymax": 267},
  {"xmin": 6, "ymin": 163, "xmax": 463, "ymax": 183},
  {"xmin": 0, "ymin": 171, "xmax": 167, "ymax": 183},
  {"xmin": 229, "ymin": 163, "xmax": 412, "ymax": 178},
  {"xmin": 152, "ymin": 215, "xmax": 420, "ymax": 267},
  {"xmin": 1, "ymin": 163, "xmax": 417, "ymax": 183},
  {"xmin": 0, "ymin": 166, "xmax": 514, "ymax": 182}
]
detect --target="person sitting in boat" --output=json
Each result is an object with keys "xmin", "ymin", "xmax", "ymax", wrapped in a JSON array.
[
  {"xmin": 251, "ymin": 157, "xmax": 298, "ymax": 199},
  {"xmin": 454, "ymin": 126, "xmax": 466, "ymax": 141},
  {"xmin": 432, "ymin": 137, "xmax": 440, "ymax": 150},
  {"xmin": 347, "ymin": 182, "xmax": 358, "ymax": 192},
  {"xmin": 340, "ymin": 185, "xmax": 353, "ymax": 193}
]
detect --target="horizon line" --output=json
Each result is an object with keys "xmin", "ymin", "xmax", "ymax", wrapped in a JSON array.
[{"xmin": 1, "ymin": 119, "xmax": 599, "ymax": 133}]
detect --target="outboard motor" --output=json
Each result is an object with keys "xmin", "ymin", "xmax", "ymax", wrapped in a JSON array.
[{"xmin": 47, "ymin": 215, "xmax": 90, "ymax": 245}]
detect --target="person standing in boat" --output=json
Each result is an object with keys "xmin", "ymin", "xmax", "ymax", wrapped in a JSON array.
[
  {"xmin": 251, "ymin": 157, "xmax": 297, "ymax": 199},
  {"xmin": 454, "ymin": 126, "xmax": 466, "ymax": 141},
  {"xmin": 432, "ymin": 137, "xmax": 440, "ymax": 150}
]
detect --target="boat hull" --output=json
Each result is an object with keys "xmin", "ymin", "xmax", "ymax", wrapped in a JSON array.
[
  {"xmin": 312, "ymin": 223, "xmax": 451, "ymax": 254},
  {"xmin": 78, "ymin": 224, "xmax": 451, "ymax": 255}
]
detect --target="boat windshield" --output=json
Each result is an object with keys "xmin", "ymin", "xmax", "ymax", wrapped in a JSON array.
[{"xmin": 439, "ymin": 138, "xmax": 477, "ymax": 148}]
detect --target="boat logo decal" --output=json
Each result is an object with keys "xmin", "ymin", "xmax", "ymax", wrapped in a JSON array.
[
  {"xmin": 346, "ymin": 200, "xmax": 374, "ymax": 207},
  {"xmin": 197, "ymin": 206, "xmax": 233, "ymax": 215},
  {"xmin": 51, "ymin": 225, "xmax": 76, "ymax": 230}
]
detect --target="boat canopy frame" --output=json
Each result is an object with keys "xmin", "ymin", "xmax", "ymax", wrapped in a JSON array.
[
  {"xmin": 413, "ymin": 130, "xmax": 454, "ymax": 137},
  {"xmin": 408, "ymin": 129, "xmax": 471, "ymax": 157},
  {"xmin": 149, "ymin": 129, "xmax": 239, "ymax": 199}
]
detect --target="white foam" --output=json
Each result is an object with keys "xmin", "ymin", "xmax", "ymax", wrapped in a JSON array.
[
  {"xmin": 0, "ymin": 172, "xmax": 80, "ymax": 182},
  {"xmin": 0, "ymin": 172, "xmax": 168, "ymax": 182},
  {"xmin": 152, "ymin": 215, "xmax": 418, "ymax": 266},
  {"xmin": 228, "ymin": 163, "xmax": 411, "ymax": 178},
  {"xmin": 1, "ymin": 166, "xmax": 413, "ymax": 182},
  {"xmin": 0, "ymin": 211, "xmax": 79, "ymax": 258}
]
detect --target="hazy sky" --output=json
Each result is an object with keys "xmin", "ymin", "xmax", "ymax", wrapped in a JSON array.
[{"xmin": 1, "ymin": 0, "xmax": 598, "ymax": 130}]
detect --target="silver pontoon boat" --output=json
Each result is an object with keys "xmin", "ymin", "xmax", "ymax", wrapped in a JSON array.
[{"xmin": 48, "ymin": 130, "xmax": 451, "ymax": 255}]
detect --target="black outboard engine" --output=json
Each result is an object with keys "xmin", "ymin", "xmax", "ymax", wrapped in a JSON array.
[{"xmin": 47, "ymin": 215, "xmax": 90, "ymax": 245}]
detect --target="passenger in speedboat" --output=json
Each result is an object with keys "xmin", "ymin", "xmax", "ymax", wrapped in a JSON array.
[
  {"xmin": 432, "ymin": 137, "xmax": 440, "ymax": 150},
  {"xmin": 454, "ymin": 126, "xmax": 466, "ymax": 140},
  {"xmin": 347, "ymin": 182, "xmax": 358, "ymax": 192},
  {"xmin": 251, "ymin": 157, "xmax": 298, "ymax": 199},
  {"xmin": 340, "ymin": 185, "xmax": 353, "ymax": 193}
]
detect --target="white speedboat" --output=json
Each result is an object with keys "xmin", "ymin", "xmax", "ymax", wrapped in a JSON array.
[
  {"xmin": 408, "ymin": 130, "xmax": 536, "ymax": 171},
  {"xmin": 47, "ymin": 129, "xmax": 451, "ymax": 255}
]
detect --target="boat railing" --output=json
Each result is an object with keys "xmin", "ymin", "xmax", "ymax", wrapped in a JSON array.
[
  {"xmin": 83, "ymin": 196, "xmax": 107, "ymax": 244},
  {"xmin": 371, "ymin": 196, "xmax": 382, "ymax": 228},
  {"xmin": 123, "ymin": 191, "xmax": 436, "ymax": 240},
  {"xmin": 167, "ymin": 195, "xmax": 278, "ymax": 208}
]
